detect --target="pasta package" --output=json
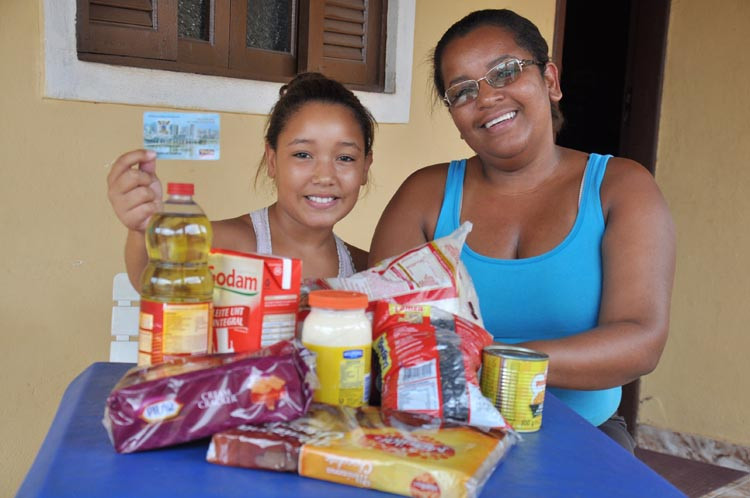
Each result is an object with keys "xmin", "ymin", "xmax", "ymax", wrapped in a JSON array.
[
  {"xmin": 208, "ymin": 404, "xmax": 517, "ymax": 498},
  {"xmin": 373, "ymin": 302, "xmax": 509, "ymax": 428},
  {"xmin": 103, "ymin": 340, "xmax": 316, "ymax": 453},
  {"xmin": 302, "ymin": 222, "xmax": 483, "ymax": 327}
]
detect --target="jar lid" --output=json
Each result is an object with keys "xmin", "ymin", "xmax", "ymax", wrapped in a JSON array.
[
  {"xmin": 308, "ymin": 290, "xmax": 368, "ymax": 310},
  {"xmin": 167, "ymin": 183, "xmax": 194, "ymax": 195}
]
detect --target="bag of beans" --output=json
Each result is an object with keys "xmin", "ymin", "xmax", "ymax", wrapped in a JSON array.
[{"xmin": 372, "ymin": 301, "xmax": 508, "ymax": 428}]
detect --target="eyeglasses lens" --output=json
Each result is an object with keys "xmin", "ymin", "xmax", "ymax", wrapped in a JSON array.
[
  {"xmin": 487, "ymin": 59, "xmax": 521, "ymax": 87},
  {"xmin": 446, "ymin": 83, "xmax": 476, "ymax": 107},
  {"xmin": 446, "ymin": 59, "xmax": 523, "ymax": 107}
]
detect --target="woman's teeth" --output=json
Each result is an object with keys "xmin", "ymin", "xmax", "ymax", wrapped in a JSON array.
[
  {"xmin": 483, "ymin": 111, "xmax": 516, "ymax": 128},
  {"xmin": 307, "ymin": 195, "xmax": 336, "ymax": 204}
]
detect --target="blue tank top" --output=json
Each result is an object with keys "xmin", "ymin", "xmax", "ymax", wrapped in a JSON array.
[{"xmin": 434, "ymin": 154, "xmax": 620, "ymax": 426}]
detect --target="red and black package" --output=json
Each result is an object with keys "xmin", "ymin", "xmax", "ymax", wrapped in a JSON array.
[
  {"xmin": 373, "ymin": 302, "xmax": 509, "ymax": 428},
  {"xmin": 103, "ymin": 340, "xmax": 316, "ymax": 453}
]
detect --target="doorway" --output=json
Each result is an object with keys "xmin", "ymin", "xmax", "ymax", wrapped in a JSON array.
[
  {"xmin": 552, "ymin": 0, "xmax": 671, "ymax": 434},
  {"xmin": 553, "ymin": 0, "xmax": 670, "ymax": 173}
]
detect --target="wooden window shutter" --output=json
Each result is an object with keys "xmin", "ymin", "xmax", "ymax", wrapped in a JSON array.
[
  {"xmin": 77, "ymin": 0, "xmax": 177, "ymax": 60},
  {"xmin": 299, "ymin": 0, "xmax": 386, "ymax": 90},
  {"xmin": 178, "ymin": 1, "xmax": 230, "ymax": 68},
  {"xmin": 227, "ymin": 0, "xmax": 297, "ymax": 81}
]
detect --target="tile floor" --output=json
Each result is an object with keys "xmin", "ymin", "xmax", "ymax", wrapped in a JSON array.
[
  {"xmin": 703, "ymin": 475, "xmax": 750, "ymax": 497},
  {"xmin": 636, "ymin": 448, "xmax": 750, "ymax": 497}
]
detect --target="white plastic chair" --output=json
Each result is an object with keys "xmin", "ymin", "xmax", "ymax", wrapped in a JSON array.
[{"xmin": 110, "ymin": 273, "xmax": 139, "ymax": 363}]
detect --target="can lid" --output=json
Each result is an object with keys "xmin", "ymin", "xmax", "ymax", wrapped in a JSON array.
[
  {"xmin": 484, "ymin": 345, "xmax": 549, "ymax": 361},
  {"xmin": 167, "ymin": 183, "xmax": 194, "ymax": 195},
  {"xmin": 308, "ymin": 290, "xmax": 368, "ymax": 310}
]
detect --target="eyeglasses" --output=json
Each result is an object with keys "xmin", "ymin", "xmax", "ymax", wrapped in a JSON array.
[{"xmin": 443, "ymin": 58, "xmax": 545, "ymax": 107}]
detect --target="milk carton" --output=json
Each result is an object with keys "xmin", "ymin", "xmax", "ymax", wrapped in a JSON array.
[{"xmin": 209, "ymin": 248, "xmax": 302, "ymax": 353}]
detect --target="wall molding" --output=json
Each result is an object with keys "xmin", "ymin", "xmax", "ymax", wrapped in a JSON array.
[{"xmin": 638, "ymin": 424, "xmax": 750, "ymax": 472}]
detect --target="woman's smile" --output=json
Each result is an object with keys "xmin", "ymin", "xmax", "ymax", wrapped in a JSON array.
[
  {"xmin": 481, "ymin": 110, "xmax": 518, "ymax": 130},
  {"xmin": 304, "ymin": 195, "xmax": 339, "ymax": 208}
]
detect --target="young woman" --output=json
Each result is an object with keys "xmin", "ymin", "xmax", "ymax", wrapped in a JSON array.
[
  {"xmin": 108, "ymin": 72, "xmax": 375, "ymax": 284},
  {"xmin": 369, "ymin": 10, "xmax": 675, "ymax": 450}
]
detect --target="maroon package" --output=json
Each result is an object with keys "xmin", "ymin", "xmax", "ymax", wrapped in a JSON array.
[
  {"xmin": 206, "ymin": 404, "xmax": 350, "ymax": 471},
  {"xmin": 207, "ymin": 424, "xmax": 310, "ymax": 471},
  {"xmin": 103, "ymin": 340, "xmax": 316, "ymax": 453}
]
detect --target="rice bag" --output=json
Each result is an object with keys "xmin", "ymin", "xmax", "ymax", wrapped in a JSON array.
[
  {"xmin": 103, "ymin": 340, "xmax": 316, "ymax": 453},
  {"xmin": 373, "ymin": 301, "xmax": 508, "ymax": 428},
  {"xmin": 207, "ymin": 404, "xmax": 517, "ymax": 498},
  {"xmin": 302, "ymin": 222, "xmax": 483, "ymax": 326}
]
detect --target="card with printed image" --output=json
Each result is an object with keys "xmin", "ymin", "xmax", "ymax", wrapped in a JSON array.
[{"xmin": 143, "ymin": 112, "xmax": 220, "ymax": 160}]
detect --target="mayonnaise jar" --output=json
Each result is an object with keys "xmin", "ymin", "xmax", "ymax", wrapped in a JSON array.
[{"xmin": 301, "ymin": 290, "xmax": 371, "ymax": 407}]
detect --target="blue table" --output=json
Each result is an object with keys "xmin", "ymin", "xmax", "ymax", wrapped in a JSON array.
[{"xmin": 18, "ymin": 363, "xmax": 684, "ymax": 497}]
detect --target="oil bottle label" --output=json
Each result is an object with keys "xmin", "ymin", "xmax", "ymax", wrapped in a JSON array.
[
  {"xmin": 303, "ymin": 343, "xmax": 371, "ymax": 407},
  {"xmin": 138, "ymin": 300, "xmax": 212, "ymax": 366}
]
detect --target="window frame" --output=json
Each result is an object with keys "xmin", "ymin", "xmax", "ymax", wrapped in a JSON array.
[
  {"xmin": 75, "ymin": 0, "xmax": 387, "ymax": 91},
  {"xmin": 44, "ymin": 0, "xmax": 414, "ymax": 123}
]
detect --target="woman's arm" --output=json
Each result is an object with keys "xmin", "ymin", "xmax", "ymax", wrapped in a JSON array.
[
  {"xmin": 368, "ymin": 165, "xmax": 448, "ymax": 266},
  {"xmin": 521, "ymin": 158, "xmax": 676, "ymax": 390},
  {"xmin": 346, "ymin": 244, "xmax": 369, "ymax": 272}
]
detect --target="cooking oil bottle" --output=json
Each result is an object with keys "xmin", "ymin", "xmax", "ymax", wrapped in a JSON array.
[{"xmin": 138, "ymin": 182, "xmax": 213, "ymax": 366}]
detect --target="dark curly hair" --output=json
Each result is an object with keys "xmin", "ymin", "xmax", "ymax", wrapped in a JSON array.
[{"xmin": 432, "ymin": 9, "xmax": 564, "ymax": 133}]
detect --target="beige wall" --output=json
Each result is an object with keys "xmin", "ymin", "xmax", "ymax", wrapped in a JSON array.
[
  {"xmin": 0, "ymin": 0, "xmax": 550, "ymax": 491},
  {"xmin": 638, "ymin": 0, "xmax": 750, "ymax": 443},
  {"xmin": 3, "ymin": 0, "xmax": 746, "ymax": 493}
]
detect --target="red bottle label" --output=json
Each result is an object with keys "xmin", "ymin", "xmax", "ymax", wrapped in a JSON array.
[{"xmin": 138, "ymin": 299, "xmax": 212, "ymax": 366}]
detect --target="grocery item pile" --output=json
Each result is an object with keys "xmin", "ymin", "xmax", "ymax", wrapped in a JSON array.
[{"xmin": 103, "ymin": 224, "xmax": 523, "ymax": 498}]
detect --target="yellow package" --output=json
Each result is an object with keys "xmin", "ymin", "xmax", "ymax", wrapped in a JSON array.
[{"xmin": 298, "ymin": 405, "xmax": 517, "ymax": 498}]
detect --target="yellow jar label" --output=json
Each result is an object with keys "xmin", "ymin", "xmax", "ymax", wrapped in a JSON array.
[{"xmin": 303, "ymin": 342, "xmax": 371, "ymax": 407}]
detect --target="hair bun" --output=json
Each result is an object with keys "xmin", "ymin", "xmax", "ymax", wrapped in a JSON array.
[
  {"xmin": 264, "ymin": 71, "xmax": 376, "ymax": 159},
  {"xmin": 283, "ymin": 72, "xmax": 328, "ymax": 95}
]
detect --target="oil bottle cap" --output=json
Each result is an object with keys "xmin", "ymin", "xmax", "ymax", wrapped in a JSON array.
[
  {"xmin": 308, "ymin": 290, "xmax": 368, "ymax": 310},
  {"xmin": 167, "ymin": 183, "xmax": 194, "ymax": 195}
]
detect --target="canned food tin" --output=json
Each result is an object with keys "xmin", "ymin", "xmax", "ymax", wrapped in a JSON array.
[{"xmin": 480, "ymin": 345, "xmax": 549, "ymax": 432}]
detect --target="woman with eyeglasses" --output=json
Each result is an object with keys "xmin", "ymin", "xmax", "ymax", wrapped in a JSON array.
[{"xmin": 369, "ymin": 9, "xmax": 675, "ymax": 451}]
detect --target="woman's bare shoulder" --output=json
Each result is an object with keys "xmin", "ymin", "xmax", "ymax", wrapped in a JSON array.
[
  {"xmin": 601, "ymin": 156, "xmax": 670, "ymax": 218},
  {"xmin": 211, "ymin": 215, "xmax": 257, "ymax": 253},
  {"xmin": 369, "ymin": 161, "xmax": 453, "ymax": 265},
  {"xmin": 384, "ymin": 162, "xmax": 451, "ymax": 219},
  {"xmin": 603, "ymin": 156, "xmax": 653, "ymax": 178},
  {"xmin": 603, "ymin": 156, "xmax": 661, "ymax": 193},
  {"xmin": 398, "ymin": 162, "xmax": 452, "ymax": 193}
]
